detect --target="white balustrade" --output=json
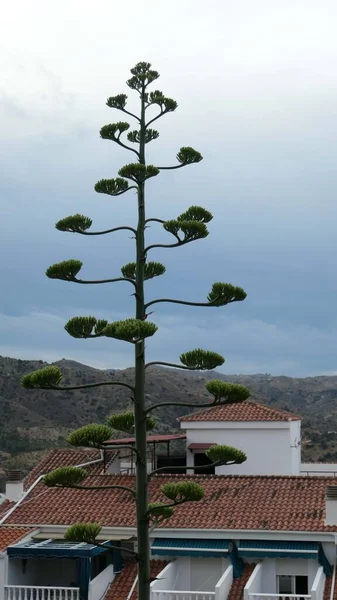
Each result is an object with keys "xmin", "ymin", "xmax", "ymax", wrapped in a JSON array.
[
  {"xmin": 5, "ymin": 586, "xmax": 80, "ymax": 600},
  {"xmin": 151, "ymin": 590, "xmax": 215, "ymax": 600},
  {"xmin": 249, "ymin": 594, "xmax": 311, "ymax": 600}
]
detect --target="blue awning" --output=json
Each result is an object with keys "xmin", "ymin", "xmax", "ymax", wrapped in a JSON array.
[
  {"xmin": 237, "ymin": 540, "xmax": 319, "ymax": 559},
  {"xmin": 7, "ymin": 540, "xmax": 111, "ymax": 559},
  {"xmin": 151, "ymin": 538, "xmax": 230, "ymax": 558}
]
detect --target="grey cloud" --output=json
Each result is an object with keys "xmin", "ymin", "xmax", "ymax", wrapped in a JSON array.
[{"xmin": 0, "ymin": 309, "xmax": 336, "ymax": 377}]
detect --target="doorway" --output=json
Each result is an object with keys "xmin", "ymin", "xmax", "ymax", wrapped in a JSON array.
[{"xmin": 194, "ymin": 453, "xmax": 215, "ymax": 475}]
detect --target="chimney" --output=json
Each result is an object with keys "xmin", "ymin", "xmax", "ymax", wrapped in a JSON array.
[
  {"xmin": 6, "ymin": 470, "xmax": 24, "ymax": 502},
  {"xmin": 325, "ymin": 486, "xmax": 337, "ymax": 525}
]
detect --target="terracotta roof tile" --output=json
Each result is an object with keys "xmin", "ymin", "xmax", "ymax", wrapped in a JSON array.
[
  {"xmin": 106, "ymin": 560, "xmax": 167, "ymax": 600},
  {"xmin": 6, "ymin": 471, "xmax": 337, "ymax": 533},
  {"xmin": 323, "ymin": 570, "xmax": 333, "ymax": 600},
  {"xmin": 0, "ymin": 500, "xmax": 16, "ymax": 519},
  {"xmin": 227, "ymin": 564, "xmax": 256, "ymax": 600},
  {"xmin": 179, "ymin": 401, "xmax": 301, "ymax": 422},
  {"xmin": 0, "ymin": 527, "xmax": 34, "ymax": 552}
]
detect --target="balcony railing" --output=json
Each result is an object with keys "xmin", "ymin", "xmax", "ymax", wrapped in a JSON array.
[
  {"xmin": 152, "ymin": 590, "xmax": 215, "ymax": 600},
  {"xmin": 249, "ymin": 594, "xmax": 311, "ymax": 600},
  {"xmin": 5, "ymin": 586, "xmax": 80, "ymax": 600}
]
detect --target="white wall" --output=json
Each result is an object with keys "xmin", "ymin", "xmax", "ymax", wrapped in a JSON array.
[
  {"xmin": 244, "ymin": 563, "xmax": 263, "ymax": 600},
  {"xmin": 0, "ymin": 557, "xmax": 6, "ymax": 600},
  {"xmin": 275, "ymin": 558, "xmax": 320, "ymax": 590},
  {"xmin": 301, "ymin": 464, "xmax": 337, "ymax": 476},
  {"xmin": 151, "ymin": 562, "xmax": 178, "ymax": 592},
  {"xmin": 175, "ymin": 557, "xmax": 191, "ymax": 590},
  {"xmin": 184, "ymin": 422, "xmax": 299, "ymax": 475},
  {"xmin": 7, "ymin": 559, "xmax": 37, "ymax": 586},
  {"xmin": 290, "ymin": 421, "xmax": 301, "ymax": 475},
  {"xmin": 190, "ymin": 558, "xmax": 228, "ymax": 592},
  {"xmin": 88, "ymin": 565, "xmax": 114, "ymax": 600},
  {"xmin": 321, "ymin": 542, "xmax": 335, "ymax": 565},
  {"xmin": 5, "ymin": 483, "xmax": 24, "ymax": 502},
  {"xmin": 215, "ymin": 565, "xmax": 233, "ymax": 600},
  {"xmin": 261, "ymin": 560, "xmax": 276, "ymax": 593},
  {"xmin": 311, "ymin": 566, "xmax": 325, "ymax": 600}
]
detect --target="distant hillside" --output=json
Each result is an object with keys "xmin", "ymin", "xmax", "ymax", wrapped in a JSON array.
[{"xmin": 1, "ymin": 355, "xmax": 337, "ymax": 470}]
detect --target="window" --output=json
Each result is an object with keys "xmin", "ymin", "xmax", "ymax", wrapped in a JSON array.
[
  {"xmin": 278, "ymin": 576, "xmax": 308, "ymax": 596},
  {"xmin": 278, "ymin": 576, "xmax": 293, "ymax": 594}
]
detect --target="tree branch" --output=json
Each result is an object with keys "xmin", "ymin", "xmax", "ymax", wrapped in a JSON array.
[
  {"xmin": 145, "ymin": 112, "xmax": 164, "ymax": 128},
  {"xmin": 144, "ymin": 218, "xmax": 165, "ymax": 225},
  {"xmin": 92, "ymin": 541, "xmax": 139, "ymax": 560},
  {"xmin": 146, "ymin": 497, "xmax": 188, "ymax": 517},
  {"xmin": 157, "ymin": 164, "xmax": 186, "ymax": 171},
  {"xmin": 73, "ymin": 276, "xmax": 136, "ymax": 288},
  {"xmin": 113, "ymin": 137, "xmax": 140, "ymax": 158},
  {"xmin": 145, "ymin": 298, "xmax": 212, "ymax": 310},
  {"xmin": 145, "ymin": 296, "xmax": 233, "ymax": 310},
  {"xmin": 145, "ymin": 361, "xmax": 198, "ymax": 371},
  {"xmin": 145, "ymin": 400, "xmax": 216, "ymax": 414},
  {"xmin": 103, "ymin": 444, "xmax": 140, "ymax": 459},
  {"xmin": 70, "ymin": 483, "xmax": 136, "ymax": 497},
  {"xmin": 144, "ymin": 239, "xmax": 190, "ymax": 253},
  {"xmin": 105, "ymin": 186, "xmax": 138, "ymax": 197},
  {"xmin": 119, "ymin": 108, "xmax": 141, "ymax": 123},
  {"xmin": 79, "ymin": 226, "xmax": 137, "ymax": 236},
  {"xmin": 149, "ymin": 461, "xmax": 222, "ymax": 478},
  {"xmin": 50, "ymin": 381, "xmax": 135, "ymax": 393}
]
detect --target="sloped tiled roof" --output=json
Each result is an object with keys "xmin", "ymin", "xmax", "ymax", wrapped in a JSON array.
[
  {"xmin": 105, "ymin": 560, "xmax": 167, "ymax": 600},
  {"xmin": 227, "ymin": 564, "xmax": 256, "ymax": 600},
  {"xmin": 0, "ymin": 527, "xmax": 34, "ymax": 552},
  {"xmin": 323, "ymin": 566, "xmax": 334, "ymax": 600},
  {"xmin": 24, "ymin": 449, "xmax": 103, "ymax": 489},
  {"xmin": 5, "ymin": 472, "xmax": 337, "ymax": 533},
  {"xmin": 0, "ymin": 500, "xmax": 16, "ymax": 519},
  {"xmin": 179, "ymin": 401, "xmax": 301, "ymax": 423}
]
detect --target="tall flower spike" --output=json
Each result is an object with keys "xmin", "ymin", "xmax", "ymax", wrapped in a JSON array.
[
  {"xmin": 65, "ymin": 316, "xmax": 108, "ymax": 339},
  {"xmin": 56, "ymin": 214, "xmax": 93, "ymax": 233},
  {"xmin": 68, "ymin": 424, "xmax": 113, "ymax": 448},
  {"xmin": 118, "ymin": 164, "xmax": 159, "ymax": 183},
  {"xmin": 206, "ymin": 444, "xmax": 247, "ymax": 465},
  {"xmin": 100, "ymin": 122, "xmax": 130, "ymax": 140},
  {"xmin": 43, "ymin": 466, "xmax": 87, "ymax": 488},
  {"xmin": 64, "ymin": 523, "xmax": 102, "ymax": 544},
  {"xmin": 161, "ymin": 482, "xmax": 205, "ymax": 502},
  {"xmin": 46, "ymin": 260, "xmax": 82, "ymax": 281},
  {"xmin": 106, "ymin": 94, "xmax": 128, "ymax": 110},
  {"xmin": 180, "ymin": 349, "xmax": 225, "ymax": 370},
  {"xmin": 103, "ymin": 319, "xmax": 158, "ymax": 343},
  {"xmin": 21, "ymin": 366, "xmax": 63, "ymax": 389},
  {"xmin": 176, "ymin": 147, "xmax": 203, "ymax": 165},
  {"xmin": 205, "ymin": 381, "xmax": 250, "ymax": 404},
  {"xmin": 94, "ymin": 178, "xmax": 130, "ymax": 196},
  {"xmin": 177, "ymin": 206, "xmax": 213, "ymax": 224},
  {"xmin": 107, "ymin": 411, "xmax": 156, "ymax": 433},
  {"xmin": 207, "ymin": 283, "xmax": 247, "ymax": 306},
  {"xmin": 121, "ymin": 262, "xmax": 166, "ymax": 281}
]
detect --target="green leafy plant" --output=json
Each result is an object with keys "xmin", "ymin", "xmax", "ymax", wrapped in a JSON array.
[{"xmin": 22, "ymin": 61, "xmax": 249, "ymax": 600}]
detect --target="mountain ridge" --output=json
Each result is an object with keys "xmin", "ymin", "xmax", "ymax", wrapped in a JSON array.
[{"xmin": 1, "ymin": 355, "xmax": 337, "ymax": 470}]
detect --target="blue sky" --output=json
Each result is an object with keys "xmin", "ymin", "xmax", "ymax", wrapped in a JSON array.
[{"xmin": 1, "ymin": 0, "xmax": 337, "ymax": 376}]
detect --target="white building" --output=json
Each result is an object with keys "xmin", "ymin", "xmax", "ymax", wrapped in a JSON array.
[
  {"xmin": 179, "ymin": 401, "xmax": 302, "ymax": 476},
  {"xmin": 0, "ymin": 399, "xmax": 336, "ymax": 600}
]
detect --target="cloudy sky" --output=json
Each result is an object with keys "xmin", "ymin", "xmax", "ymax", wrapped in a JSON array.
[{"xmin": 1, "ymin": 0, "xmax": 337, "ymax": 376}]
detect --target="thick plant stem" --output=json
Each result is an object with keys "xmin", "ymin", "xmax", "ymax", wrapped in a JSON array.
[{"xmin": 134, "ymin": 85, "xmax": 150, "ymax": 600}]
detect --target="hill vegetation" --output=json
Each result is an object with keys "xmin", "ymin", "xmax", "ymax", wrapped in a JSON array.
[{"xmin": 1, "ymin": 355, "xmax": 337, "ymax": 470}]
